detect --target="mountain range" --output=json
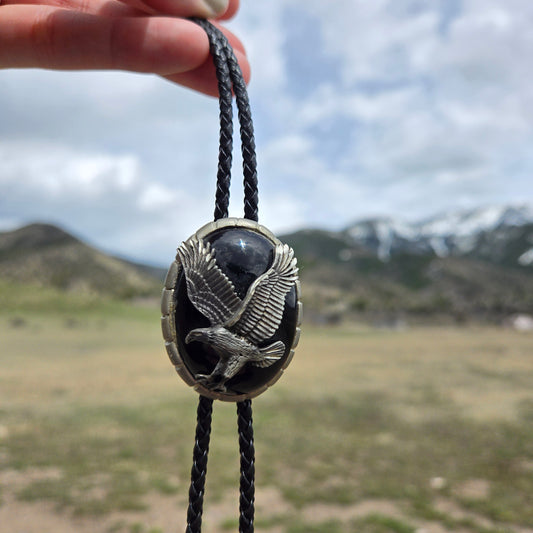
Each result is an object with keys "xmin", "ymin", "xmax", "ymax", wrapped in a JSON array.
[
  {"xmin": 1, "ymin": 205, "xmax": 532, "ymax": 323},
  {"xmin": 282, "ymin": 205, "xmax": 533, "ymax": 323},
  {"xmin": 342, "ymin": 205, "xmax": 533, "ymax": 264}
]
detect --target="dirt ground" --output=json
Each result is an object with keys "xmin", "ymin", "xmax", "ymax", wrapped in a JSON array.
[{"xmin": 5, "ymin": 485, "xmax": 533, "ymax": 533}]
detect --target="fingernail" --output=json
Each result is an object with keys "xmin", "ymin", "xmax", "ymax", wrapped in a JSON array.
[{"xmin": 202, "ymin": 0, "xmax": 229, "ymax": 17}]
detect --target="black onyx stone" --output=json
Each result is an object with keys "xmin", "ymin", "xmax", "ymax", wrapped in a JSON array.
[
  {"xmin": 208, "ymin": 228, "xmax": 274, "ymax": 299},
  {"xmin": 173, "ymin": 223, "xmax": 299, "ymax": 399}
]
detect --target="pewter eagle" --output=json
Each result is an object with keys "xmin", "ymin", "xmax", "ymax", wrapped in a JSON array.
[{"xmin": 177, "ymin": 236, "xmax": 298, "ymax": 392}]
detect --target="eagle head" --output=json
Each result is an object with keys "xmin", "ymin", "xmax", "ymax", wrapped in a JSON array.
[{"xmin": 185, "ymin": 327, "xmax": 214, "ymax": 344}]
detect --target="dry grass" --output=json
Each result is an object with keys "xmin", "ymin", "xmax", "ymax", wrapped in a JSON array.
[
  {"xmin": 1, "ymin": 308, "xmax": 533, "ymax": 533},
  {"xmin": 0, "ymin": 314, "xmax": 179, "ymax": 409},
  {"xmin": 285, "ymin": 325, "xmax": 533, "ymax": 421}
]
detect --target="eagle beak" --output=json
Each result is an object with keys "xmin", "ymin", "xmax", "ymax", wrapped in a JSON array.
[{"xmin": 185, "ymin": 329, "xmax": 203, "ymax": 344}]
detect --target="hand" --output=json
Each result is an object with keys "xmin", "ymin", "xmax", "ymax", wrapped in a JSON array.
[{"xmin": 0, "ymin": 0, "xmax": 250, "ymax": 96}]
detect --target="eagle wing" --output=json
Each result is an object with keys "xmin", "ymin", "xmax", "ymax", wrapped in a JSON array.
[
  {"xmin": 227, "ymin": 243, "xmax": 298, "ymax": 344},
  {"xmin": 177, "ymin": 236, "xmax": 241, "ymax": 325}
]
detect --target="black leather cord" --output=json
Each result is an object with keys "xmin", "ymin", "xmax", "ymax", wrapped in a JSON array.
[
  {"xmin": 185, "ymin": 395, "xmax": 213, "ymax": 533},
  {"xmin": 191, "ymin": 18, "xmax": 258, "ymax": 222},
  {"xmin": 190, "ymin": 19, "xmax": 233, "ymax": 221},
  {"xmin": 217, "ymin": 28, "xmax": 258, "ymax": 222},
  {"xmin": 185, "ymin": 18, "xmax": 258, "ymax": 533},
  {"xmin": 237, "ymin": 400, "xmax": 255, "ymax": 533}
]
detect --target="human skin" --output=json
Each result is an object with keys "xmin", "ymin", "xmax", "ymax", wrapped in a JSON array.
[{"xmin": 0, "ymin": 0, "xmax": 250, "ymax": 96}]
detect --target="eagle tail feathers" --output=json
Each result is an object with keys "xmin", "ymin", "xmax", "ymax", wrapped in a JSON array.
[{"xmin": 253, "ymin": 341, "xmax": 285, "ymax": 368}]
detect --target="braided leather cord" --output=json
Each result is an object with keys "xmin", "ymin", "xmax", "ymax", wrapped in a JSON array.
[
  {"xmin": 186, "ymin": 395, "xmax": 214, "ymax": 533},
  {"xmin": 191, "ymin": 18, "xmax": 233, "ymax": 220},
  {"xmin": 184, "ymin": 18, "xmax": 258, "ymax": 533},
  {"xmin": 237, "ymin": 400, "xmax": 255, "ymax": 533},
  {"xmin": 191, "ymin": 19, "xmax": 258, "ymax": 222},
  {"xmin": 218, "ymin": 32, "xmax": 258, "ymax": 222}
]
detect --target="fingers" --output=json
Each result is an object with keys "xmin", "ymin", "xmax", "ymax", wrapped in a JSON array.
[
  {"xmin": 0, "ymin": 5, "xmax": 249, "ymax": 96},
  {"xmin": 215, "ymin": 0, "xmax": 239, "ymax": 20},
  {"xmin": 0, "ymin": 1, "xmax": 248, "ymax": 96},
  {"xmin": 0, "ymin": 0, "xmax": 239, "ymax": 19},
  {"xmin": 165, "ymin": 48, "xmax": 250, "ymax": 96},
  {"xmin": 0, "ymin": 6, "xmax": 209, "ymax": 74},
  {"xmin": 164, "ymin": 26, "xmax": 250, "ymax": 97}
]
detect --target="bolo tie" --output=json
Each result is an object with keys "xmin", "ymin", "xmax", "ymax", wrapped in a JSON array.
[{"xmin": 160, "ymin": 19, "xmax": 302, "ymax": 533}]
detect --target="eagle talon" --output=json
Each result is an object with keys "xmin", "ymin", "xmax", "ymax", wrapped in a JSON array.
[
  {"xmin": 195, "ymin": 373, "xmax": 227, "ymax": 393},
  {"xmin": 195, "ymin": 373, "xmax": 211, "ymax": 385}
]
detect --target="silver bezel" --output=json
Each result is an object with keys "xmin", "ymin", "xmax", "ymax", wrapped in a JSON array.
[{"xmin": 160, "ymin": 217, "xmax": 302, "ymax": 402}]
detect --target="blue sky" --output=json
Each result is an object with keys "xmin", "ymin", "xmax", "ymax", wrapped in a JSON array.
[{"xmin": 1, "ymin": 0, "xmax": 532, "ymax": 265}]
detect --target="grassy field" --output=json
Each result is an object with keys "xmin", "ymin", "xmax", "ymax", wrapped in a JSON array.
[{"xmin": 1, "ymin": 293, "xmax": 533, "ymax": 532}]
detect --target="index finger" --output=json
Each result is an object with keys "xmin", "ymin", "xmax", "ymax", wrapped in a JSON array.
[{"xmin": 0, "ymin": 6, "xmax": 209, "ymax": 73}]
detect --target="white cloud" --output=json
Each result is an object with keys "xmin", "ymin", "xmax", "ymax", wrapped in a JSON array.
[
  {"xmin": 233, "ymin": 3, "xmax": 288, "ymax": 93},
  {"xmin": 0, "ymin": 141, "xmax": 215, "ymax": 262},
  {"xmin": 247, "ymin": 0, "xmax": 533, "ymax": 221}
]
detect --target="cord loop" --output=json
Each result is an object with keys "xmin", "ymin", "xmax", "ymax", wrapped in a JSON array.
[{"xmin": 191, "ymin": 18, "xmax": 258, "ymax": 222}]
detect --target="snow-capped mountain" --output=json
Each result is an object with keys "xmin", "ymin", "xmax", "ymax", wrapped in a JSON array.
[
  {"xmin": 283, "ymin": 206, "xmax": 533, "ymax": 321},
  {"xmin": 418, "ymin": 205, "xmax": 533, "ymax": 237},
  {"xmin": 344, "ymin": 205, "xmax": 533, "ymax": 263}
]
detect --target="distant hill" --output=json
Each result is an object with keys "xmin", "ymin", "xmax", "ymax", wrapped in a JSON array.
[
  {"xmin": 282, "ymin": 206, "xmax": 533, "ymax": 323},
  {"xmin": 0, "ymin": 223, "xmax": 163, "ymax": 299}
]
